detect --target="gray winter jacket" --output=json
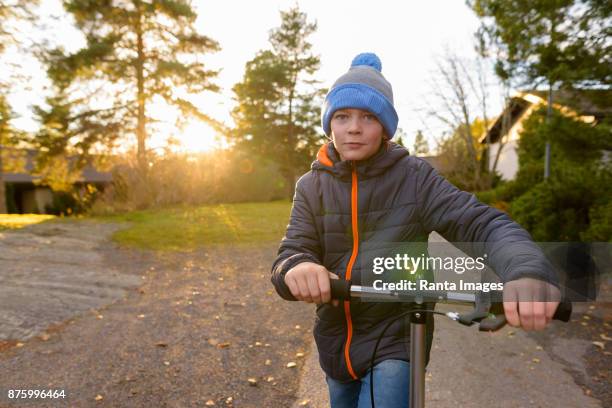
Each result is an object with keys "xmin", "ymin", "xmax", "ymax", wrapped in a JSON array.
[{"xmin": 271, "ymin": 140, "xmax": 558, "ymax": 383}]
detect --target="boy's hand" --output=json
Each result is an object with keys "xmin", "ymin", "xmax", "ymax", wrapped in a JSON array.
[
  {"xmin": 503, "ymin": 277, "xmax": 561, "ymax": 331},
  {"xmin": 284, "ymin": 262, "xmax": 340, "ymax": 307}
]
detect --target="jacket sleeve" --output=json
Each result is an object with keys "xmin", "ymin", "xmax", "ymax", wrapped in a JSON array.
[
  {"xmin": 415, "ymin": 159, "xmax": 559, "ymax": 287},
  {"xmin": 271, "ymin": 176, "xmax": 323, "ymax": 301}
]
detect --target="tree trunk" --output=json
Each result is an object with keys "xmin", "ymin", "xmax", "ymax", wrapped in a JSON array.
[
  {"xmin": 135, "ymin": 4, "xmax": 147, "ymax": 178},
  {"xmin": 0, "ymin": 143, "xmax": 6, "ymax": 213}
]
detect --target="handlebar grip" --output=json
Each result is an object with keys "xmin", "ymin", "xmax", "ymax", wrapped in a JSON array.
[
  {"xmin": 479, "ymin": 299, "xmax": 573, "ymax": 331},
  {"xmin": 330, "ymin": 279, "xmax": 352, "ymax": 300}
]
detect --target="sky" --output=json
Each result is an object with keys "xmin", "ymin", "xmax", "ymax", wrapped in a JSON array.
[{"xmin": 3, "ymin": 0, "xmax": 504, "ymax": 154}]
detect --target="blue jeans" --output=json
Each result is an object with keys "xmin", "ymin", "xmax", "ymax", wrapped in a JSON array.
[{"xmin": 325, "ymin": 359, "xmax": 410, "ymax": 408}]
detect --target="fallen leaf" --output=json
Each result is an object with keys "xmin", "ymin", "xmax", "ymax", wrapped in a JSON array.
[
  {"xmin": 535, "ymin": 346, "xmax": 543, "ymax": 351},
  {"xmin": 296, "ymin": 352, "xmax": 305, "ymax": 358},
  {"xmin": 583, "ymin": 315, "xmax": 591, "ymax": 320},
  {"xmin": 299, "ymin": 400, "xmax": 310, "ymax": 406},
  {"xmin": 163, "ymin": 361, "xmax": 170, "ymax": 366},
  {"xmin": 247, "ymin": 378, "xmax": 258, "ymax": 386},
  {"xmin": 592, "ymin": 341, "xmax": 605, "ymax": 350},
  {"xmin": 40, "ymin": 334, "xmax": 50, "ymax": 341},
  {"xmin": 532, "ymin": 358, "xmax": 540, "ymax": 363},
  {"xmin": 96, "ymin": 314, "xmax": 104, "ymax": 319},
  {"xmin": 225, "ymin": 396, "xmax": 233, "ymax": 404},
  {"xmin": 155, "ymin": 342, "xmax": 168, "ymax": 348},
  {"xmin": 295, "ymin": 325, "xmax": 301, "ymax": 329},
  {"xmin": 265, "ymin": 359, "xmax": 272, "ymax": 366},
  {"xmin": 205, "ymin": 400, "xmax": 215, "ymax": 406},
  {"xmin": 208, "ymin": 339, "xmax": 219, "ymax": 346},
  {"xmin": 16, "ymin": 342, "xmax": 24, "ymax": 348},
  {"xmin": 137, "ymin": 314, "xmax": 145, "ymax": 319},
  {"xmin": 264, "ymin": 343, "xmax": 271, "ymax": 347},
  {"xmin": 266, "ymin": 376, "xmax": 275, "ymax": 382},
  {"xmin": 218, "ymin": 342, "xmax": 231, "ymax": 349},
  {"xmin": 600, "ymin": 334, "xmax": 612, "ymax": 341},
  {"xmin": 287, "ymin": 362, "xmax": 297, "ymax": 368},
  {"xmin": 255, "ymin": 342, "xmax": 262, "ymax": 346},
  {"xmin": 95, "ymin": 395, "xmax": 103, "ymax": 401}
]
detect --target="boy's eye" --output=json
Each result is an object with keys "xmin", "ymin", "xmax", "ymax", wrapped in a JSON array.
[
  {"xmin": 333, "ymin": 113, "xmax": 348, "ymax": 120},
  {"xmin": 363, "ymin": 114, "xmax": 376, "ymax": 121}
]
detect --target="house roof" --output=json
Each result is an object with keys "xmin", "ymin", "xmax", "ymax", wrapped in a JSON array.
[
  {"xmin": 481, "ymin": 88, "xmax": 611, "ymax": 144},
  {"xmin": 1, "ymin": 148, "xmax": 112, "ymax": 184}
]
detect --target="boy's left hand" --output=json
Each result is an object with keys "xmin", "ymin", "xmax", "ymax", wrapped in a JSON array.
[{"xmin": 502, "ymin": 277, "xmax": 561, "ymax": 331}]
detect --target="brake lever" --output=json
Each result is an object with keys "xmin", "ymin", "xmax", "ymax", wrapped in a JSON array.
[
  {"xmin": 459, "ymin": 291, "xmax": 573, "ymax": 332},
  {"xmin": 457, "ymin": 290, "xmax": 492, "ymax": 327},
  {"xmin": 456, "ymin": 290, "xmax": 514, "ymax": 332}
]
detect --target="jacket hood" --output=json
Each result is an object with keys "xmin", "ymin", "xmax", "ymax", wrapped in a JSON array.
[{"xmin": 312, "ymin": 140, "xmax": 410, "ymax": 180}]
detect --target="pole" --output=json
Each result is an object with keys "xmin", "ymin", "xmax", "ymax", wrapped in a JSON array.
[{"xmin": 409, "ymin": 307, "xmax": 427, "ymax": 408}]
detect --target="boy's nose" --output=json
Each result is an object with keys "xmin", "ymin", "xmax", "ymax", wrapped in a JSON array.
[{"xmin": 348, "ymin": 116, "xmax": 361, "ymax": 133}]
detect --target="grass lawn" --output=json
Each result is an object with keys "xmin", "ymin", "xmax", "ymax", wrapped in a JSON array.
[{"xmin": 95, "ymin": 200, "xmax": 293, "ymax": 251}]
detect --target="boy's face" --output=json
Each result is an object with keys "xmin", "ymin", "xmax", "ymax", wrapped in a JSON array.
[{"xmin": 330, "ymin": 108, "xmax": 384, "ymax": 162}]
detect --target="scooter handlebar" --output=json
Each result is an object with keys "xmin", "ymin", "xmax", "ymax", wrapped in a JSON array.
[{"xmin": 329, "ymin": 279, "xmax": 572, "ymax": 330}]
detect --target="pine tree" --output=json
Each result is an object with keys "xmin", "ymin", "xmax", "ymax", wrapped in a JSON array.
[
  {"xmin": 36, "ymin": 0, "xmax": 222, "ymax": 176},
  {"xmin": 231, "ymin": 5, "xmax": 324, "ymax": 200},
  {"xmin": 0, "ymin": 0, "xmax": 38, "ymax": 213}
]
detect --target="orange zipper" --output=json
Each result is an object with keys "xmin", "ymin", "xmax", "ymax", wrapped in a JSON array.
[{"xmin": 344, "ymin": 161, "xmax": 359, "ymax": 380}]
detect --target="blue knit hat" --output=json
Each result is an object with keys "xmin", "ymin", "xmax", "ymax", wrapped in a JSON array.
[{"xmin": 321, "ymin": 53, "xmax": 398, "ymax": 139}]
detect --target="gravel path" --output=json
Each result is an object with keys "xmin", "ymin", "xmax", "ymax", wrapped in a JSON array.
[{"xmin": 0, "ymin": 221, "xmax": 316, "ymax": 407}]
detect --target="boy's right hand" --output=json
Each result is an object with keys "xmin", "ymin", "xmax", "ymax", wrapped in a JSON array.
[{"xmin": 284, "ymin": 262, "xmax": 340, "ymax": 307}]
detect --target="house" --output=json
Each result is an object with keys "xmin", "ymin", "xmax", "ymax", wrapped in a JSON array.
[
  {"xmin": 481, "ymin": 89, "xmax": 611, "ymax": 180},
  {"xmin": 1, "ymin": 148, "xmax": 112, "ymax": 214}
]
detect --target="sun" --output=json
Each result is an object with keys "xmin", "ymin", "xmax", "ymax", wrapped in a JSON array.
[{"xmin": 177, "ymin": 120, "xmax": 228, "ymax": 153}]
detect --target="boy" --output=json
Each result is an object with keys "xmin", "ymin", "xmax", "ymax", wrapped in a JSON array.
[{"xmin": 271, "ymin": 53, "xmax": 561, "ymax": 408}]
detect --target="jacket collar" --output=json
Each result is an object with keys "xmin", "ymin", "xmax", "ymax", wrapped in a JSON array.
[{"xmin": 312, "ymin": 140, "xmax": 409, "ymax": 180}]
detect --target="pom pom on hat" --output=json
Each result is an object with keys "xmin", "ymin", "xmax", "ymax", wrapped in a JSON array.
[{"xmin": 351, "ymin": 53, "xmax": 382, "ymax": 72}]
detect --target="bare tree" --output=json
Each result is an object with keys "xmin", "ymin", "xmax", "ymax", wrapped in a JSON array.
[{"xmin": 422, "ymin": 47, "xmax": 507, "ymax": 190}]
